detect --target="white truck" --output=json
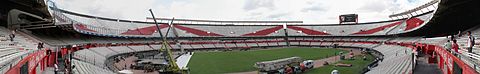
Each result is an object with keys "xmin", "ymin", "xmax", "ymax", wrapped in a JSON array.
[{"xmin": 254, "ymin": 57, "xmax": 314, "ymax": 74}]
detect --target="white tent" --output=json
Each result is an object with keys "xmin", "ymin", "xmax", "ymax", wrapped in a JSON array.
[{"xmin": 118, "ymin": 70, "xmax": 133, "ymax": 74}]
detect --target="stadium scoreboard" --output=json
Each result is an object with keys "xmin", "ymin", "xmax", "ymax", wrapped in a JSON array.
[{"xmin": 339, "ymin": 14, "xmax": 358, "ymax": 24}]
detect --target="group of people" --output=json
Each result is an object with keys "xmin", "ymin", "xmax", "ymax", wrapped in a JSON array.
[
  {"xmin": 37, "ymin": 42, "xmax": 44, "ymax": 49},
  {"xmin": 443, "ymin": 31, "xmax": 475, "ymax": 55}
]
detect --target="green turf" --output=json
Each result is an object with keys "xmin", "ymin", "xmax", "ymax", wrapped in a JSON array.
[
  {"xmin": 304, "ymin": 54, "xmax": 375, "ymax": 74},
  {"xmin": 188, "ymin": 47, "xmax": 346, "ymax": 74}
]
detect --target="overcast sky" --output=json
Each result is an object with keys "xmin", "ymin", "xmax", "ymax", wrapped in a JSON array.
[{"xmin": 53, "ymin": 0, "xmax": 431, "ymax": 24}]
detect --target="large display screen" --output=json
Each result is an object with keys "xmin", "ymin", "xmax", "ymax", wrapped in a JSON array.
[{"xmin": 339, "ymin": 14, "xmax": 358, "ymax": 23}]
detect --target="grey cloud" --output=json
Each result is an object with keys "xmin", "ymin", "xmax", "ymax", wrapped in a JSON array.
[
  {"xmin": 86, "ymin": 7, "xmax": 124, "ymax": 19},
  {"xmin": 301, "ymin": 6, "xmax": 327, "ymax": 13},
  {"xmin": 358, "ymin": 1, "xmax": 388, "ymax": 12},
  {"xmin": 267, "ymin": 12, "xmax": 290, "ymax": 19},
  {"xmin": 249, "ymin": 12, "xmax": 263, "ymax": 16},
  {"xmin": 243, "ymin": 0, "xmax": 275, "ymax": 11},
  {"xmin": 301, "ymin": 3, "xmax": 327, "ymax": 13},
  {"xmin": 407, "ymin": 0, "xmax": 416, "ymax": 3},
  {"xmin": 327, "ymin": 16, "xmax": 337, "ymax": 19}
]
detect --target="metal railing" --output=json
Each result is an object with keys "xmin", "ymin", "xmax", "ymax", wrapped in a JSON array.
[{"xmin": 458, "ymin": 49, "xmax": 480, "ymax": 72}]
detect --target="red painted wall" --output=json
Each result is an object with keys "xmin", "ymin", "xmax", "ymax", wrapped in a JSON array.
[
  {"xmin": 5, "ymin": 50, "xmax": 46, "ymax": 74},
  {"xmin": 421, "ymin": 44, "xmax": 478, "ymax": 74}
]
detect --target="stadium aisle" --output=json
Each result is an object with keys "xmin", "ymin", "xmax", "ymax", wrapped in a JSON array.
[
  {"xmin": 413, "ymin": 53, "xmax": 442, "ymax": 74},
  {"xmin": 41, "ymin": 67, "xmax": 55, "ymax": 74}
]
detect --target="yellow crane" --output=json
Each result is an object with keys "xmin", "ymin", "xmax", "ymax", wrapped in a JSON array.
[{"xmin": 149, "ymin": 9, "xmax": 188, "ymax": 74}]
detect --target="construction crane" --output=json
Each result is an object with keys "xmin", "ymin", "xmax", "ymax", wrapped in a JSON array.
[{"xmin": 149, "ymin": 9, "xmax": 188, "ymax": 74}]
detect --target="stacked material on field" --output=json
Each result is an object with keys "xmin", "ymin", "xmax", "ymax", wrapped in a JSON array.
[{"xmin": 254, "ymin": 57, "xmax": 302, "ymax": 71}]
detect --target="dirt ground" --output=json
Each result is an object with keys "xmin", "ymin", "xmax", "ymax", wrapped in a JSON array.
[{"xmin": 114, "ymin": 56, "xmax": 159, "ymax": 74}]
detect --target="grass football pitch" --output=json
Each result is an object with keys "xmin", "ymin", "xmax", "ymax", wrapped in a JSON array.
[{"xmin": 188, "ymin": 47, "xmax": 348, "ymax": 74}]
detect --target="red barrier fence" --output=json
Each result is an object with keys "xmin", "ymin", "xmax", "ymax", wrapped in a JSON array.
[
  {"xmin": 418, "ymin": 44, "xmax": 478, "ymax": 74},
  {"xmin": 5, "ymin": 50, "xmax": 47, "ymax": 74}
]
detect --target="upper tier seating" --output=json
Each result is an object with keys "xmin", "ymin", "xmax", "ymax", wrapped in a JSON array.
[
  {"xmin": 178, "ymin": 25, "xmax": 285, "ymax": 37},
  {"xmin": 55, "ymin": 9, "xmax": 434, "ymax": 38},
  {"xmin": 287, "ymin": 21, "xmax": 399, "ymax": 36},
  {"xmin": 64, "ymin": 13, "xmax": 174, "ymax": 38}
]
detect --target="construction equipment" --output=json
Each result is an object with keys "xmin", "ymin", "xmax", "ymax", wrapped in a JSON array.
[
  {"xmin": 149, "ymin": 9, "xmax": 188, "ymax": 74},
  {"xmin": 254, "ymin": 57, "xmax": 314, "ymax": 74}
]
